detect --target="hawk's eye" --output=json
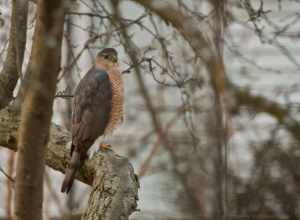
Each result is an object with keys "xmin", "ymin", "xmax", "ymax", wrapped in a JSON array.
[{"xmin": 104, "ymin": 55, "xmax": 109, "ymax": 60}]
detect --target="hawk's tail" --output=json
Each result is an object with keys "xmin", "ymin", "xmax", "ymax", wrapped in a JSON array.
[{"xmin": 61, "ymin": 150, "xmax": 81, "ymax": 194}]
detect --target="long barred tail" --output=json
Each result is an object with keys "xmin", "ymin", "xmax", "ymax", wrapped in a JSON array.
[{"xmin": 61, "ymin": 150, "xmax": 81, "ymax": 194}]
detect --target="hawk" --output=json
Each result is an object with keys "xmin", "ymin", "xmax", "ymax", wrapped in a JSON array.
[{"xmin": 61, "ymin": 48, "xmax": 124, "ymax": 193}]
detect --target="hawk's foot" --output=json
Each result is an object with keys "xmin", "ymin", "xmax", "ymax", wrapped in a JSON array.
[{"xmin": 99, "ymin": 143, "xmax": 112, "ymax": 151}]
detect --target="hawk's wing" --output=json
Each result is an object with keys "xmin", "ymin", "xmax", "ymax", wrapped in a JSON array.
[{"xmin": 71, "ymin": 68, "xmax": 112, "ymax": 155}]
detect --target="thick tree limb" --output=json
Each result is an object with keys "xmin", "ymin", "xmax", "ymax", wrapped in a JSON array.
[
  {"xmin": 0, "ymin": 107, "xmax": 139, "ymax": 219},
  {"xmin": 232, "ymin": 87, "xmax": 300, "ymax": 142}
]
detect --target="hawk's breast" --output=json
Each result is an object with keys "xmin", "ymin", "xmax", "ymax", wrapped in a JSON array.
[{"xmin": 104, "ymin": 68, "xmax": 123, "ymax": 135}]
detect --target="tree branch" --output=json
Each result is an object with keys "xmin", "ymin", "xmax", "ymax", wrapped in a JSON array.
[
  {"xmin": 132, "ymin": 0, "xmax": 213, "ymax": 63},
  {"xmin": 232, "ymin": 86, "xmax": 300, "ymax": 143},
  {"xmin": 0, "ymin": 107, "xmax": 139, "ymax": 220}
]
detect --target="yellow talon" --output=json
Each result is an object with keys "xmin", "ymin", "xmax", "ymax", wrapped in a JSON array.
[{"xmin": 99, "ymin": 143, "xmax": 112, "ymax": 151}]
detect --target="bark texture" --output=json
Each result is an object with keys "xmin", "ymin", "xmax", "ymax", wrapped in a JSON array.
[
  {"xmin": 14, "ymin": 1, "xmax": 65, "ymax": 220},
  {"xmin": 82, "ymin": 151, "xmax": 139, "ymax": 220},
  {"xmin": 0, "ymin": 107, "xmax": 139, "ymax": 220}
]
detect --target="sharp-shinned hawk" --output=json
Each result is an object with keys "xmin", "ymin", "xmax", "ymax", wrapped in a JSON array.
[{"xmin": 61, "ymin": 48, "xmax": 124, "ymax": 193}]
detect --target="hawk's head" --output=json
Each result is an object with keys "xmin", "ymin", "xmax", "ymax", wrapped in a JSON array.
[{"xmin": 96, "ymin": 48, "xmax": 118, "ymax": 69}]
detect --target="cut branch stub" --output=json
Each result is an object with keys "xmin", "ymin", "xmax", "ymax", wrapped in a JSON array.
[{"xmin": 83, "ymin": 150, "xmax": 139, "ymax": 220}]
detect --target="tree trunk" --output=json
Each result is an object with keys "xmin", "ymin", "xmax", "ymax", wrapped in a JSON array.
[
  {"xmin": 14, "ymin": 1, "xmax": 64, "ymax": 220},
  {"xmin": 0, "ymin": 0, "xmax": 28, "ymax": 110}
]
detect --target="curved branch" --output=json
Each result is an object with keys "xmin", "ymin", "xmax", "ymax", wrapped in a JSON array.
[
  {"xmin": 0, "ymin": 107, "xmax": 139, "ymax": 219},
  {"xmin": 132, "ymin": 0, "xmax": 213, "ymax": 63},
  {"xmin": 232, "ymin": 87, "xmax": 300, "ymax": 143}
]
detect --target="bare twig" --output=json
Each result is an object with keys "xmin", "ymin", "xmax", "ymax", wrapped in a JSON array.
[
  {"xmin": 0, "ymin": 166, "xmax": 15, "ymax": 183},
  {"xmin": 5, "ymin": 152, "xmax": 15, "ymax": 218}
]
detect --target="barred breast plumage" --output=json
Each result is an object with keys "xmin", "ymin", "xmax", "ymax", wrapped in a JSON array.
[{"xmin": 104, "ymin": 68, "xmax": 124, "ymax": 135}]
